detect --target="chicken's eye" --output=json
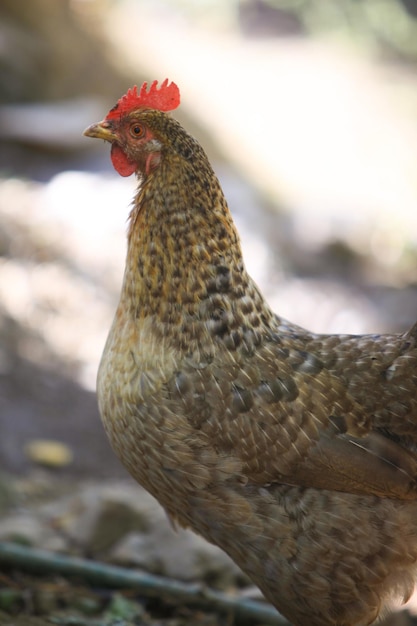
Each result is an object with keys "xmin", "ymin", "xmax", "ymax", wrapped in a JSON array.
[{"xmin": 130, "ymin": 123, "xmax": 145, "ymax": 138}]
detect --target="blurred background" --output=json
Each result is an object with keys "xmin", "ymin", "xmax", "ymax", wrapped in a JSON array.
[{"xmin": 1, "ymin": 0, "xmax": 417, "ymax": 623}]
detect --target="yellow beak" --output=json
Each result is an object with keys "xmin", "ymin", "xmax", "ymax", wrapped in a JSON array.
[{"xmin": 83, "ymin": 120, "xmax": 117, "ymax": 142}]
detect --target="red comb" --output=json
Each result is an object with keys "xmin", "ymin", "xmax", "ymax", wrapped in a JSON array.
[{"xmin": 105, "ymin": 79, "xmax": 180, "ymax": 120}]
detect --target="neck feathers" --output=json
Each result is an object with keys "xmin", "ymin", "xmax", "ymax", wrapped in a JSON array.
[{"xmin": 121, "ymin": 140, "xmax": 273, "ymax": 352}]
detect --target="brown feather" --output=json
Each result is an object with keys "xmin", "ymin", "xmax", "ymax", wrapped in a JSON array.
[{"xmin": 85, "ymin": 103, "xmax": 417, "ymax": 626}]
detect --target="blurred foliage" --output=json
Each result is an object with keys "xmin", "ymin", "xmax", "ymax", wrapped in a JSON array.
[
  {"xmin": 239, "ymin": 0, "xmax": 417, "ymax": 61},
  {"xmin": 157, "ymin": 0, "xmax": 417, "ymax": 62},
  {"xmin": 3, "ymin": 0, "xmax": 417, "ymax": 108}
]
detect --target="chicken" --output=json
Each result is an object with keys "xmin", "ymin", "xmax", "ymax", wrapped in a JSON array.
[{"xmin": 84, "ymin": 79, "xmax": 417, "ymax": 626}]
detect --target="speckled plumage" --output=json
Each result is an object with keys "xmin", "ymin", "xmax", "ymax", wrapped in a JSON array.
[{"xmin": 84, "ymin": 93, "xmax": 417, "ymax": 626}]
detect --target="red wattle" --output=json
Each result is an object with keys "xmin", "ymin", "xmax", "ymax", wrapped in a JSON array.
[{"xmin": 111, "ymin": 144, "xmax": 137, "ymax": 177}]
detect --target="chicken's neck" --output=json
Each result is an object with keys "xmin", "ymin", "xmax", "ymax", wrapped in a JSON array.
[{"xmin": 120, "ymin": 160, "xmax": 274, "ymax": 353}]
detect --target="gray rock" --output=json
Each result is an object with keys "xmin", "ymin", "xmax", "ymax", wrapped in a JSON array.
[
  {"xmin": 38, "ymin": 482, "xmax": 151, "ymax": 555},
  {"xmin": 0, "ymin": 513, "xmax": 46, "ymax": 546},
  {"xmin": 109, "ymin": 498, "xmax": 246, "ymax": 588},
  {"xmin": 0, "ymin": 479, "xmax": 247, "ymax": 589}
]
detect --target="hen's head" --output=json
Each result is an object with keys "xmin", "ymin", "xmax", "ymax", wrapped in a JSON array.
[{"xmin": 84, "ymin": 80, "xmax": 181, "ymax": 177}]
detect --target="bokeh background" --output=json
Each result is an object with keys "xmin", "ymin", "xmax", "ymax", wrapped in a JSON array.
[{"xmin": 1, "ymin": 0, "xmax": 417, "ymax": 623}]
